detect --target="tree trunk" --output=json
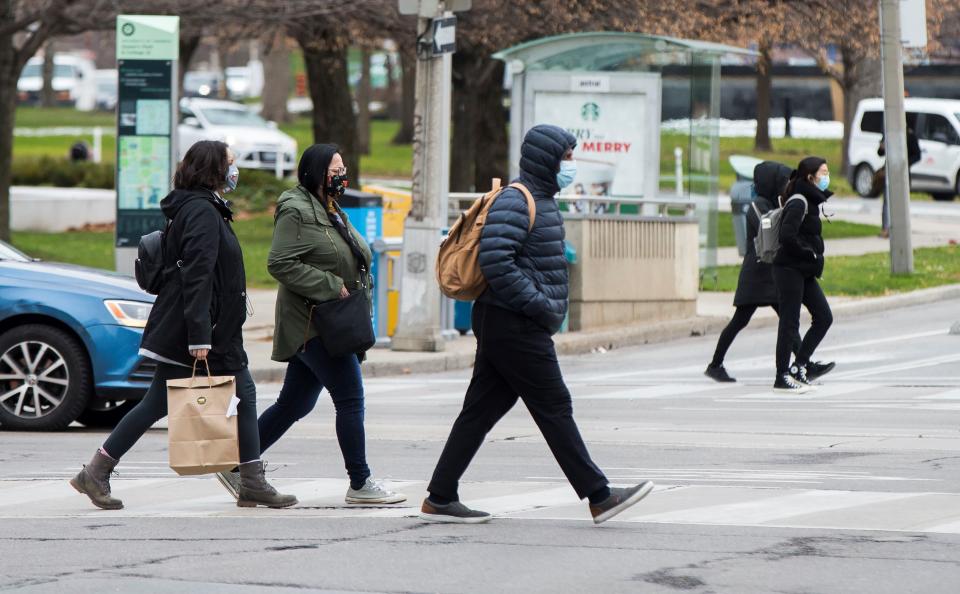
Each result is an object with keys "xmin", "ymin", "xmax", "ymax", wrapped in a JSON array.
[
  {"xmin": 385, "ymin": 49, "xmax": 401, "ymax": 120},
  {"xmin": 301, "ymin": 37, "xmax": 359, "ymax": 183},
  {"xmin": 357, "ymin": 48, "xmax": 372, "ymax": 155},
  {"xmin": 450, "ymin": 51, "xmax": 478, "ymax": 192},
  {"xmin": 0, "ymin": 48, "xmax": 17, "ymax": 242},
  {"xmin": 841, "ymin": 49, "xmax": 882, "ymax": 174},
  {"xmin": 392, "ymin": 44, "xmax": 415, "ymax": 145},
  {"xmin": 40, "ymin": 40, "xmax": 55, "ymax": 108},
  {"xmin": 474, "ymin": 60, "xmax": 508, "ymax": 192},
  {"xmin": 178, "ymin": 34, "xmax": 201, "ymax": 98},
  {"xmin": 260, "ymin": 33, "xmax": 291, "ymax": 123},
  {"xmin": 754, "ymin": 41, "xmax": 773, "ymax": 152}
]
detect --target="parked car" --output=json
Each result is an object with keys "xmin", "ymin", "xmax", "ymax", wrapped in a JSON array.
[
  {"xmin": 94, "ymin": 69, "xmax": 117, "ymax": 111},
  {"xmin": 183, "ymin": 70, "xmax": 224, "ymax": 98},
  {"xmin": 17, "ymin": 54, "xmax": 97, "ymax": 111},
  {"xmin": 0, "ymin": 241, "xmax": 154, "ymax": 431},
  {"xmin": 848, "ymin": 97, "xmax": 960, "ymax": 201},
  {"xmin": 225, "ymin": 64, "xmax": 264, "ymax": 100},
  {"xmin": 179, "ymin": 98, "xmax": 297, "ymax": 175}
]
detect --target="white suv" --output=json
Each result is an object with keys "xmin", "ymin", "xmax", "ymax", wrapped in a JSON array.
[
  {"xmin": 848, "ymin": 97, "xmax": 960, "ymax": 201},
  {"xmin": 178, "ymin": 98, "xmax": 297, "ymax": 175}
]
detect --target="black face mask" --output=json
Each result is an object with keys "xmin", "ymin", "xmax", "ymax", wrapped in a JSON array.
[{"xmin": 326, "ymin": 174, "xmax": 348, "ymax": 197}]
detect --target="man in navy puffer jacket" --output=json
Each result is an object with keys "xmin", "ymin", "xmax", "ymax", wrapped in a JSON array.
[{"xmin": 420, "ymin": 125, "xmax": 654, "ymax": 525}]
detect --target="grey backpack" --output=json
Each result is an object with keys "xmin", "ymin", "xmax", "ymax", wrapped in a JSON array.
[{"xmin": 752, "ymin": 194, "xmax": 807, "ymax": 264}]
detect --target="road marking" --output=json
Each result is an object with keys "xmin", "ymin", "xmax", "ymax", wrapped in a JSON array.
[{"xmin": 4, "ymin": 478, "xmax": 958, "ymax": 534}]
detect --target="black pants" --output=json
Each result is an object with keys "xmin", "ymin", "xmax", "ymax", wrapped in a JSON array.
[
  {"xmin": 427, "ymin": 302, "xmax": 608, "ymax": 501},
  {"xmin": 773, "ymin": 267, "xmax": 833, "ymax": 375},
  {"xmin": 103, "ymin": 363, "xmax": 261, "ymax": 463},
  {"xmin": 710, "ymin": 304, "xmax": 780, "ymax": 367}
]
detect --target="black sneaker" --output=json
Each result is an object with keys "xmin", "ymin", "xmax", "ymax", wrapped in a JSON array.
[
  {"xmin": 774, "ymin": 373, "xmax": 814, "ymax": 394},
  {"xmin": 419, "ymin": 499, "xmax": 491, "ymax": 524},
  {"xmin": 589, "ymin": 481, "xmax": 654, "ymax": 524},
  {"xmin": 790, "ymin": 364, "xmax": 813, "ymax": 385},
  {"xmin": 805, "ymin": 361, "xmax": 836, "ymax": 381},
  {"xmin": 704, "ymin": 364, "xmax": 736, "ymax": 383}
]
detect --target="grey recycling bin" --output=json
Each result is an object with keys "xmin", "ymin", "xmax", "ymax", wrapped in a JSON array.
[{"xmin": 728, "ymin": 155, "xmax": 763, "ymax": 257}]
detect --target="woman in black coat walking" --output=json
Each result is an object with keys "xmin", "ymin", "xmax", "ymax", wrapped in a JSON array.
[
  {"xmin": 771, "ymin": 156, "xmax": 836, "ymax": 394},
  {"xmin": 705, "ymin": 161, "xmax": 790, "ymax": 382},
  {"xmin": 70, "ymin": 140, "xmax": 296, "ymax": 510}
]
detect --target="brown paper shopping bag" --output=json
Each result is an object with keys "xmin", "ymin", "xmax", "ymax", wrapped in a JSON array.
[{"xmin": 166, "ymin": 360, "xmax": 240, "ymax": 476}]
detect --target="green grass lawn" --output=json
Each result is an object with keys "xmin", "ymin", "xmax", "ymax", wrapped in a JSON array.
[
  {"xmin": 12, "ymin": 214, "xmax": 279, "ymax": 288},
  {"xmin": 703, "ymin": 244, "xmax": 960, "ymax": 296},
  {"xmin": 716, "ymin": 212, "xmax": 880, "ymax": 248}
]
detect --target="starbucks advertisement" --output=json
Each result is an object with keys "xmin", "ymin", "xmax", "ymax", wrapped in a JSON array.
[{"xmin": 533, "ymin": 89, "xmax": 654, "ymax": 210}]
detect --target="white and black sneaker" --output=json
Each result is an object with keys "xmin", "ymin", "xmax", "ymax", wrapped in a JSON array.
[
  {"xmin": 790, "ymin": 364, "xmax": 813, "ymax": 386},
  {"xmin": 774, "ymin": 373, "xmax": 814, "ymax": 394},
  {"xmin": 805, "ymin": 361, "xmax": 836, "ymax": 381}
]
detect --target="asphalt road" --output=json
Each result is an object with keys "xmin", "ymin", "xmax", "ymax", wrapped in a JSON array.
[{"xmin": 2, "ymin": 299, "xmax": 959, "ymax": 593}]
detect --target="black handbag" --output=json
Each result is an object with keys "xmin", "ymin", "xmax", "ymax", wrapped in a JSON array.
[{"xmin": 305, "ymin": 289, "xmax": 376, "ymax": 357}]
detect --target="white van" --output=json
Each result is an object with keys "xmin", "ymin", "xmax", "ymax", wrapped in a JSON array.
[
  {"xmin": 848, "ymin": 97, "xmax": 960, "ymax": 201},
  {"xmin": 17, "ymin": 54, "xmax": 97, "ymax": 111}
]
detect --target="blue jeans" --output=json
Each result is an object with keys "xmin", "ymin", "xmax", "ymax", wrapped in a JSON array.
[{"xmin": 257, "ymin": 336, "xmax": 370, "ymax": 488}]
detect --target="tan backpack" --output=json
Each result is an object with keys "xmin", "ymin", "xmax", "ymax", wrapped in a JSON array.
[{"xmin": 437, "ymin": 178, "xmax": 535, "ymax": 301}]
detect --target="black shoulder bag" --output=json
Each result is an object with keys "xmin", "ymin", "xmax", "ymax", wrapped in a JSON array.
[{"xmin": 304, "ymin": 265, "xmax": 376, "ymax": 358}]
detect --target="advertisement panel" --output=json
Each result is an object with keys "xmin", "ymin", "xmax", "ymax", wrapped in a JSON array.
[{"xmin": 534, "ymin": 91, "xmax": 648, "ymax": 211}]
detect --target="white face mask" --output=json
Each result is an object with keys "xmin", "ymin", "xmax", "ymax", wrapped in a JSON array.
[{"xmin": 557, "ymin": 159, "xmax": 578, "ymax": 189}]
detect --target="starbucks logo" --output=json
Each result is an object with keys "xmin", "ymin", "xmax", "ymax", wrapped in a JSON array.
[
  {"xmin": 121, "ymin": 22, "xmax": 135, "ymax": 36},
  {"xmin": 581, "ymin": 102, "xmax": 600, "ymax": 122}
]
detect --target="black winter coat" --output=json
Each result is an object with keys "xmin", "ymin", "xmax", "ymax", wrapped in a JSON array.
[
  {"xmin": 477, "ymin": 124, "xmax": 574, "ymax": 334},
  {"xmin": 734, "ymin": 161, "xmax": 791, "ymax": 307},
  {"xmin": 140, "ymin": 189, "xmax": 249, "ymax": 371},
  {"xmin": 773, "ymin": 178, "xmax": 831, "ymax": 279}
]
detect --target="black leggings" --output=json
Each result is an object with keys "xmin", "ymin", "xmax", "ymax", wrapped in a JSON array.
[
  {"xmin": 102, "ymin": 362, "xmax": 261, "ymax": 462},
  {"xmin": 773, "ymin": 267, "xmax": 833, "ymax": 375},
  {"xmin": 710, "ymin": 304, "xmax": 781, "ymax": 367}
]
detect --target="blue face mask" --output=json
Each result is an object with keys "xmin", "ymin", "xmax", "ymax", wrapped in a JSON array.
[
  {"xmin": 557, "ymin": 159, "xmax": 577, "ymax": 189},
  {"xmin": 224, "ymin": 164, "xmax": 239, "ymax": 193},
  {"xmin": 817, "ymin": 174, "xmax": 830, "ymax": 192}
]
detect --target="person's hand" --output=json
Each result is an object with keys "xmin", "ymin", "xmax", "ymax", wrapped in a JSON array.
[
  {"xmin": 339, "ymin": 285, "xmax": 350, "ymax": 299},
  {"xmin": 190, "ymin": 348, "xmax": 209, "ymax": 360}
]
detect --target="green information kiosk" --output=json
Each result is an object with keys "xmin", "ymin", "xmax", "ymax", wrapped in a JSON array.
[{"xmin": 114, "ymin": 15, "xmax": 179, "ymax": 273}]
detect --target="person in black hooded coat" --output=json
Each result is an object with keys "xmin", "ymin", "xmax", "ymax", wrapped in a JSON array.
[
  {"xmin": 420, "ymin": 125, "xmax": 653, "ymax": 526},
  {"xmin": 705, "ymin": 161, "xmax": 790, "ymax": 382},
  {"xmin": 70, "ymin": 141, "xmax": 295, "ymax": 511}
]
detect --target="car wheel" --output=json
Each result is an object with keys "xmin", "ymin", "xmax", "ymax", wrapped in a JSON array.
[
  {"xmin": 0, "ymin": 325, "xmax": 91, "ymax": 431},
  {"xmin": 854, "ymin": 164, "xmax": 880, "ymax": 198},
  {"xmin": 930, "ymin": 192, "xmax": 956, "ymax": 202},
  {"xmin": 76, "ymin": 399, "xmax": 138, "ymax": 428}
]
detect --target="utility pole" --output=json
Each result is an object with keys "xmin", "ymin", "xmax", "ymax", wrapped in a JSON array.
[
  {"xmin": 879, "ymin": 0, "xmax": 913, "ymax": 274},
  {"xmin": 392, "ymin": 0, "xmax": 465, "ymax": 351}
]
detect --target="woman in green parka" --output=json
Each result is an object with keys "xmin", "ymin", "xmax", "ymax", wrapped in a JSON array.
[{"xmin": 216, "ymin": 144, "xmax": 405, "ymax": 505}]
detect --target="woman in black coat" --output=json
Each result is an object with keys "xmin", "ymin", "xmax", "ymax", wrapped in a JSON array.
[
  {"xmin": 71, "ymin": 141, "xmax": 296, "ymax": 510},
  {"xmin": 771, "ymin": 156, "xmax": 836, "ymax": 394},
  {"xmin": 705, "ymin": 161, "xmax": 789, "ymax": 382}
]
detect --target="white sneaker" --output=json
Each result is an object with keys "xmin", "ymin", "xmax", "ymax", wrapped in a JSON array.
[{"xmin": 345, "ymin": 478, "xmax": 407, "ymax": 504}]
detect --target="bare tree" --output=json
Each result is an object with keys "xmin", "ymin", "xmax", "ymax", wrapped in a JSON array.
[{"xmin": 260, "ymin": 30, "xmax": 292, "ymax": 123}]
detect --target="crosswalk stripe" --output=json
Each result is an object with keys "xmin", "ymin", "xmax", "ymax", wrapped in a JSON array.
[{"xmin": 4, "ymin": 477, "xmax": 958, "ymax": 534}]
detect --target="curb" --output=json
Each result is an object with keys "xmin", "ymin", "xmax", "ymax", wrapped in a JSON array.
[{"xmin": 249, "ymin": 283, "xmax": 960, "ymax": 382}]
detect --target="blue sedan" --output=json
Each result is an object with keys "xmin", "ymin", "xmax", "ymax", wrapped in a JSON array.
[{"xmin": 0, "ymin": 240, "xmax": 155, "ymax": 430}]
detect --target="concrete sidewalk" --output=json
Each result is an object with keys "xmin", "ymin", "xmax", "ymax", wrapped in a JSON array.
[{"xmin": 243, "ymin": 283, "xmax": 960, "ymax": 382}]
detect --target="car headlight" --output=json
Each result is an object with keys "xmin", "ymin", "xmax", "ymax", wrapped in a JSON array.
[{"xmin": 104, "ymin": 300, "xmax": 152, "ymax": 328}]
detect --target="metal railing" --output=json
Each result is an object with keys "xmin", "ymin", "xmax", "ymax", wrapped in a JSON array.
[{"xmin": 447, "ymin": 192, "xmax": 696, "ymax": 224}]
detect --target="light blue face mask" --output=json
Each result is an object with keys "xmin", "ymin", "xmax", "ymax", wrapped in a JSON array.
[
  {"xmin": 224, "ymin": 163, "xmax": 240, "ymax": 193},
  {"xmin": 817, "ymin": 174, "xmax": 830, "ymax": 192},
  {"xmin": 557, "ymin": 159, "xmax": 577, "ymax": 189}
]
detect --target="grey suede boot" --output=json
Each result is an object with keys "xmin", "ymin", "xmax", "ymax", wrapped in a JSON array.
[
  {"xmin": 236, "ymin": 461, "xmax": 298, "ymax": 508},
  {"xmin": 70, "ymin": 450, "xmax": 123, "ymax": 510}
]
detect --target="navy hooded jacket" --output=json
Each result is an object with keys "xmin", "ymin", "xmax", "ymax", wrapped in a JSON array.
[{"xmin": 476, "ymin": 124, "xmax": 575, "ymax": 334}]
